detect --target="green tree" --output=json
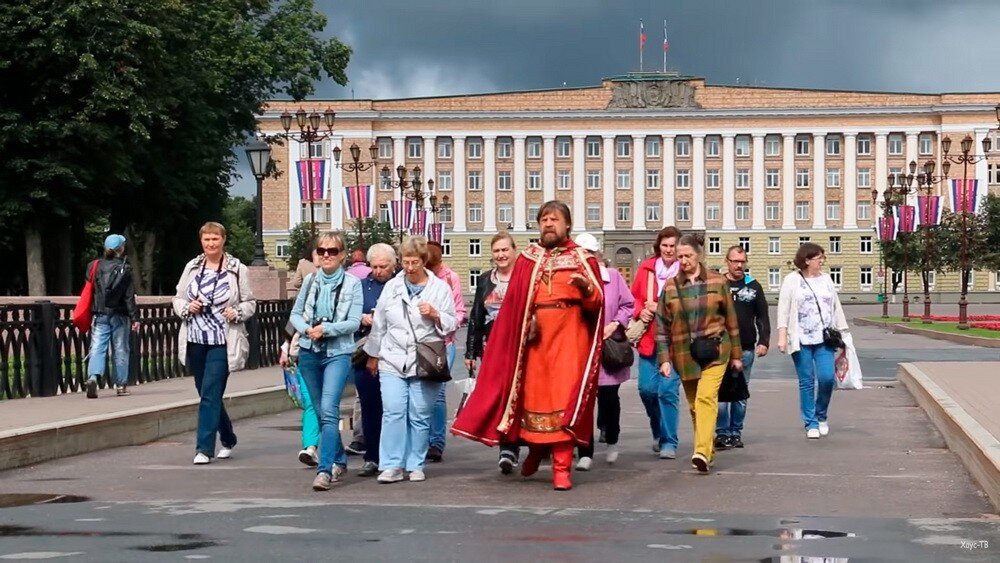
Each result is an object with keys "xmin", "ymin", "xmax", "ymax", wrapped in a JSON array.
[
  {"xmin": 285, "ymin": 222, "xmax": 315, "ymax": 271},
  {"xmin": 345, "ymin": 218, "xmax": 400, "ymax": 254},
  {"xmin": 222, "ymin": 196, "xmax": 256, "ymax": 265}
]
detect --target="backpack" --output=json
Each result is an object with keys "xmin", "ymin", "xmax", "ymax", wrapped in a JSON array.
[{"xmin": 103, "ymin": 258, "xmax": 130, "ymax": 308}]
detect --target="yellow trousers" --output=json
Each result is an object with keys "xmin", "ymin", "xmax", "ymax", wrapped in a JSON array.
[{"xmin": 681, "ymin": 363, "xmax": 727, "ymax": 462}]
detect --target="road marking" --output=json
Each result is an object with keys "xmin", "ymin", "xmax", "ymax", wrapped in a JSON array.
[
  {"xmin": 647, "ymin": 544, "xmax": 693, "ymax": 550},
  {"xmin": 244, "ymin": 525, "xmax": 317, "ymax": 535},
  {"xmin": 73, "ymin": 518, "xmax": 104, "ymax": 522},
  {"xmin": 0, "ymin": 553, "xmax": 85, "ymax": 560}
]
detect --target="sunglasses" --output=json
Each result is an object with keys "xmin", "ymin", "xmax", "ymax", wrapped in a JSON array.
[{"xmin": 316, "ymin": 247, "xmax": 342, "ymax": 257}]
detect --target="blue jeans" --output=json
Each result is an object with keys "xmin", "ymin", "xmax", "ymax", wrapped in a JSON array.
[
  {"xmin": 716, "ymin": 350, "xmax": 757, "ymax": 437},
  {"xmin": 791, "ymin": 344, "xmax": 836, "ymax": 430},
  {"xmin": 355, "ymin": 365, "xmax": 382, "ymax": 464},
  {"xmin": 429, "ymin": 342, "xmax": 456, "ymax": 450},
  {"xmin": 379, "ymin": 373, "xmax": 441, "ymax": 472},
  {"xmin": 299, "ymin": 350, "xmax": 351, "ymax": 475},
  {"xmin": 186, "ymin": 343, "xmax": 236, "ymax": 457},
  {"xmin": 637, "ymin": 354, "xmax": 680, "ymax": 450},
  {"xmin": 87, "ymin": 313, "xmax": 130, "ymax": 386},
  {"xmin": 298, "ymin": 371, "xmax": 319, "ymax": 449}
]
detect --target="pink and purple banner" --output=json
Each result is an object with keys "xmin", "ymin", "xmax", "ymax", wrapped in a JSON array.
[
  {"xmin": 893, "ymin": 204, "xmax": 917, "ymax": 233},
  {"xmin": 950, "ymin": 178, "xmax": 980, "ymax": 214},
  {"xmin": 427, "ymin": 223, "xmax": 445, "ymax": 243},
  {"xmin": 296, "ymin": 159, "xmax": 326, "ymax": 201},
  {"xmin": 389, "ymin": 200, "xmax": 415, "ymax": 232},
  {"xmin": 917, "ymin": 195, "xmax": 942, "ymax": 227},
  {"xmin": 878, "ymin": 216, "xmax": 897, "ymax": 242},
  {"xmin": 413, "ymin": 209, "xmax": 428, "ymax": 237},
  {"xmin": 343, "ymin": 185, "xmax": 374, "ymax": 220}
]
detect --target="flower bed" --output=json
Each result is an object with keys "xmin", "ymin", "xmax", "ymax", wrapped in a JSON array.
[{"xmin": 901, "ymin": 315, "xmax": 1000, "ymax": 331}]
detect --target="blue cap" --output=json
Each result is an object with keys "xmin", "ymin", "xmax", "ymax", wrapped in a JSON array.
[{"xmin": 104, "ymin": 234, "xmax": 126, "ymax": 251}]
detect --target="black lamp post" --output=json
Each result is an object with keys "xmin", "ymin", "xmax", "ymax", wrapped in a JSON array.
[
  {"xmin": 333, "ymin": 142, "xmax": 379, "ymax": 248},
  {"xmin": 380, "ymin": 165, "xmax": 448, "ymax": 242},
  {"xmin": 872, "ymin": 184, "xmax": 893, "ymax": 318},
  {"xmin": 277, "ymin": 108, "xmax": 337, "ymax": 237},
  {"xmin": 887, "ymin": 164, "xmax": 916, "ymax": 321},
  {"xmin": 915, "ymin": 159, "xmax": 950, "ymax": 323},
  {"xmin": 245, "ymin": 138, "xmax": 273, "ymax": 267}
]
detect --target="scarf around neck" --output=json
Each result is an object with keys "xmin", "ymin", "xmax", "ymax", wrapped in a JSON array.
[{"xmin": 315, "ymin": 267, "xmax": 345, "ymax": 320}]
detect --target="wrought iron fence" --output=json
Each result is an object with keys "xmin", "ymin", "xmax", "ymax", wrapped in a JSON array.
[{"xmin": 0, "ymin": 300, "xmax": 291, "ymax": 400}]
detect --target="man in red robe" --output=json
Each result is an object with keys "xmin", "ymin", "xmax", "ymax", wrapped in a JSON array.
[{"xmin": 452, "ymin": 200, "xmax": 603, "ymax": 490}]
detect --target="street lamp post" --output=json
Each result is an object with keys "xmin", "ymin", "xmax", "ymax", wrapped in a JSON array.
[
  {"xmin": 245, "ymin": 139, "xmax": 274, "ymax": 267},
  {"xmin": 277, "ymin": 108, "xmax": 337, "ymax": 237},
  {"xmin": 915, "ymin": 159, "xmax": 950, "ymax": 324},
  {"xmin": 333, "ymin": 142, "xmax": 379, "ymax": 248},
  {"xmin": 887, "ymin": 163, "xmax": 917, "ymax": 321},
  {"xmin": 872, "ymin": 185, "xmax": 893, "ymax": 319},
  {"xmin": 380, "ymin": 165, "xmax": 449, "ymax": 243}
]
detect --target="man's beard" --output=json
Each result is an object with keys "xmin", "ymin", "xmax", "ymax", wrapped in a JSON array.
[{"xmin": 539, "ymin": 231, "xmax": 567, "ymax": 249}]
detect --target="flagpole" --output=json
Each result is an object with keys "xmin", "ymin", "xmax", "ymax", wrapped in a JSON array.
[
  {"xmin": 663, "ymin": 19, "xmax": 667, "ymax": 72},
  {"xmin": 639, "ymin": 19, "xmax": 644, "ymax": 71}
]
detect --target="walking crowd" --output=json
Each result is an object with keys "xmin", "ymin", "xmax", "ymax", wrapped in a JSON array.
[{"xmin": 79, "ymin": 200, "xmax": 851, "ymax": 492}]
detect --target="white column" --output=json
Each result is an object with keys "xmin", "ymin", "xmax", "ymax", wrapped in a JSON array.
[
  {"xmin": 453, "ymin": 137, "xmax": 467, "ymax": 232},
  {"xmin": 513, "ymin": 135, "xmax": 527, "ymax": 232},
  {"xmin": 288, "ymin": 141, "xmax": 301, "ymax": 227},
  {"xmin": 812, "ymin": 133, "xmax": 826, "ymax": 229},
  {"xmin": 722, "ymin": 133, "xmax": 736, "ymax": 230},
  {"xmin": 874, "ymin": 133, "xmax": 888, "ymax": 206},
  {"xmin": 330, "ymin": 136, "xmax": 344, "ymax": 229},
  {"xmin": 542, "ymin": 135, "xmax": 556, "ymax": 202},
  {"xmin": 663, "ymin": 135, "xmax": 676, "ymax": 227},
  {"xmin": 751, "ymin": 134, "xmax": 765, "ymax": 229},
  {"xmin": 602, "ymin": 135, "xmax": 615, "ymax": 231},
  {"xmin": 782, "ymin": 133, "xmax": 796, "ymax": 228},
  {"xmin": 392, "ymin": 137, "xmax": 406, "ymax": 177},
  {"xmin": 905, "ymin": 132, "xmax": 919, "ymax": 205},
  {"xmin": 422, "ymin": 138, "xmax": 436, "ymax": 202},
  {"xmin": 843, "ymin": 133, "xmax": 858, "ymax": 229},
  {"xmin": 572, "ymin": 135, "xmax": 586, "ymax": 229},
  {"xmin": 692, "ymin": 134, "xmax": 706, "ymax": 230},
  {"xmin": 632, "ymin": 134, "xmax": 646, "ymax": 230},
  {"xmin": 484, "ymin": 136, "xmax": 497, "ymax": 233},
  {"xmin": 975, "ymin": 128, "xmax": 990, "ymax": 211}
]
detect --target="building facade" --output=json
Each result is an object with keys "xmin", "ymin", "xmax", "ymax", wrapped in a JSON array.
[{"xmin": 259, "ymin": 73, "xmax": 1000, "ymax": 298}]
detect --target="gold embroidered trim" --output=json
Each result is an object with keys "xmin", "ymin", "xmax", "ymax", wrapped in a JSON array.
[{"xmin": 521, "ymin": 410, "xmax": 566, "ymax": 433}]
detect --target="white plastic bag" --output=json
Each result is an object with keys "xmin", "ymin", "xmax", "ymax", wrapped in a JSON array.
[
  {"xmin": 455, "ymin": 375, "xmax": 477, "ymax": 416},
  {"xmin": 834, "ymin": 332, "xmax": 863, "ymax": 390}
]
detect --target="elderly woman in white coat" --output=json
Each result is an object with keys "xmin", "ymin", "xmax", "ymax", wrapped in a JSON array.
[
  {"xmin": 776, "ymin": 242, "xmax": 848, "ymax": 440},
  {"xmin": 364, "ymin": 236, "xmax": 457, "ymax": 484}
]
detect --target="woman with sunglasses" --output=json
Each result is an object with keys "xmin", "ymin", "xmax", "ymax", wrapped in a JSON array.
[{"xmin": 290, "ymin": 231, "xmax": 363, "ymax": 491}]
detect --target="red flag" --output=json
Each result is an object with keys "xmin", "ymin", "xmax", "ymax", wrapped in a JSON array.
[{"xmin": 639, "ymin": 20, "xmax": 647, "ymax": 50}]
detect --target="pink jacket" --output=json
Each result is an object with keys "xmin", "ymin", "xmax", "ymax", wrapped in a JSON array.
[{"xmin": 436, "ymin": 265, "xmax": 466, "ymax": 345}]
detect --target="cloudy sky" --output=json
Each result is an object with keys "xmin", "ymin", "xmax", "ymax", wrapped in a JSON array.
[{"xmin": 232, "ymin": 0, "xmax": 1000, "ymax": 195}]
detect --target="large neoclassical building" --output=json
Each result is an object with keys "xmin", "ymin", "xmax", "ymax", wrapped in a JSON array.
[{"xmin": 258, "ymin": 72, "xmax": 1000, "ymax": 297}]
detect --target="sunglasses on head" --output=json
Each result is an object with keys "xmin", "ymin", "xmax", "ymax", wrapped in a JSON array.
[{"xmin": 317, "ymin": 246, "xmax": 342, "ymax": 257}]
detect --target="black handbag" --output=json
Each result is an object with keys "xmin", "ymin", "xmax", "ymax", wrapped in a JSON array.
[
  {"xmin": 674, "ymin": 278, "xmax": 721, "ymax": 368},
  {"xmin": 402, "ymin": 302, "xmax": 452, "ymax": 382},
  {"xmin": 601, "ymin": 325, "xmax": 635, "ymax": 371},
  {"xmin": 718, "ymin": 365, "xmax": 750, "ymax": 402},
  {"xmin": 351, "ymin": 336, "xmax": 370, "ymax": 369},
  {"xmin": 803, "ymin": 275, "xmax": 845, "ymax": 350}
]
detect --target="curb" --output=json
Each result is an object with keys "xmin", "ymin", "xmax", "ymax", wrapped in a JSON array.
[
  {"xmin": 897, "ymin": 363, "xmax": 1000, "ymax": 512},
  {"xmin": 853, "ymin": 317, "xmax": 1000, "ymax": 348}
]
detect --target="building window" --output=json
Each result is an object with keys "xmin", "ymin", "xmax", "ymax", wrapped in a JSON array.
[
  {"xmin": 826, "ymin": 168, "xmax": 841, "ymax": 188},
  {"xmin": 765, "ymin": 202, "xmax": 780, "ymax": 221},
  {"xmin": 378, "ymin": 138, "xmax": 393, "ymax": 159},
  {"xmin": 736, "ymin": 201, "xmax": 750, "ymax": 221},
  {"xmin": 646, "ymin": 169, "xmax": 660, "ymax": 189},
  {"xmin": 527, "ymin": 139, "xmax": 541, "ymax": 159},
  {"xmin": 919, "ymin": 133, "xmax": 933, "ymax": 155},
  {"xmin": 826, "ymin": 136, "xmax": 841, "ymax": 155},
  {"xmin": 468, "ymin": 204, "xmax": 483, "ymax": 223},
  {"xmin": 795, "ymin": 136, "xmax": 810, "ymax": 156},
  {"xmin": 527, "ymin": 205, "xmax": 540, "ymax": 226},
  {"xmin": 857, "ymin": 167, "xmax": 871, "ymax": 188},
  {"xmin": 441, "ymin": 239, "xmax": 451, "ymax": 256},
  {"xmin": 768, "ymin": 236, "xmax": 781, "ymax": 254},
  {"xmin": 438, "ymin": 139, "xmax": 452, "ymax": 159},
  {"xmin": 524, "ymin": 170, "xmax": 540, "ymax": 191},
  {"xmin": 857, "ymin": 135, "xmax": 872, "ymax": 155},
  {"xmin": 587, "ymin": 138, "xmax": 601, "ymax": 158},
  {"xmin": 275, "ymin": 240, "xmax": 290, "ymax": 258},
  {"xmin": 927, "ymin": 270, "xmax": 937, "ymax": 289},
  {"xmin": 798, "ymin": 236, "xmax": 811, "ymax": 245},
  {"xmin": 676, "ymin": 136, "xmax": 690, "ymax": 157},
  {"xmin": 616, "ymin": 202, "xmax": 631, "ymax": 222},
  {"xmin": 829, "ymin": 236, "xmax": 842, "ymax": 253},
  {"xmin": 860, "ymin": 267, "xmax": 873, "ymax": 289},
  {"xmin": 707, "ymin": 237, "xmax": 721, "ymax": 255},
  {"xmin": 616, "ymin": 169, "xmax": 631, "ymax": 189},
  {"xmin": 556, "ymin": 138, "xmax": 571, "ymax": 158},
  {"xmin": 765, "ymin": 136, "xmax": 780, "ymax": 156},
  {"xmin": 735, "ymin": 136, "xmax": 751, "ymax": 157},
  {"xmin": 768, "ymin": 267, "xmax": 781, "ymax": 289},
  {"xmin": 795, "ymin": 201, "xmax": 809, "ymax": 221},
  {"xmin": 706, "ymin": 204, "xmax": 720, "ymax": 221},
  {"xmin": 557, "ymin": 170, "xmax": 570, "ymax": 190},
  {"xmin": 586, "ymin": 205, "xmax": 600, "ymax": 223},
  {"xmin": 705, "ymin": 136, "xmax": 720, "ymax": 157},
  {"xmin": 860, "ymin": 236, "xmax": 873, "ymax": 254},
  {"xmin": 676, "ymin": 169, "xmax": 690, "ymax": 189},
  {"xmin": 646, "ymin": 136, "xmax": 661, "ymax": 157},
  {"xmin": 498, "ymin": 205, "xmax": 512, "ymax": 225},
  {"xmin": 407, "ymin": 138, "xmax": 422, "ymax": 159},
  {"xmin": 988, "ymin": 163, "xmax": 1000, "ymax": 185},
  {"xmin": 469, "ymin": 239, "xmax": 482, "ymax": 256},
  {"xmin": 706, "ymin": 169, "xmax": 720, "ymax": 189},
  {"xmin": 766, "ymin": 169, "xmax": 780, "ymax": 188},
  {"xmin": 738, "ymin": 236, "xmax": 751, "ymax": 254},
  {"xmin": 437, "ymin": 171, "xmax": 453, "ymax": 192},
  {"xmin": 646, "ymin": 203, "xmax": 661, "ymax": 222},
  {"xmin": 497, "ymin": 140, "xmax": 512, "ymax": 159},
  {"xmin": 736, "ymin": 169, "xmax": 750, "ymax": 189},
  {"xmin": 857, "ymin": 201, "xmax": 871, "ymax": 220},
  {"xmin": 826, "ymin": 201, "xmax": 841, "ymax": 220},
  {"xmin": 587, "ymin": 170, "xmax": 601, "ymax": 189},
  {"xmin": 616, "ymin": 137, "xmax": 631, "ymax": 158},
  {"xmin": 497, "ymin": 171, "xmax": 511, "ymax": 191},
  {"xmin": 469, "ymin": 269, "xmax": 481, "ymax": 292},
  {"xmin": 305, "ymin": 140, "xmax": 327, "ymax": 158},
  {"xmin": 301, "ymin": 202, "xmax": 331, "ymax": 223},
  {"xmin": 467, "ymin": 139, "xmax": 482, "ymax": 159},
  {"xmin": 677, "ymin": 202, "xmax": 690, "ymax": 221},
  {"xmin": 887, "ymin": 134, "xmax": 903, "ymax": 155},
  {"xmin": 796, "ymin": 168, "xmax": 810, "ymax": 188},
  {"xmin": 467, "ymin": 171, "xmax": 482, "ymax": 191},
  {"xmin": 379, "ymin": 203, "xmax": 390, "ymax": 222},
  {"xmin": 439, "ymin": 206, "xmax": 453, "ymax": 223},
  {"xmin": 830, "ymin": 267, "xmax": 843, "ymax": 289}
]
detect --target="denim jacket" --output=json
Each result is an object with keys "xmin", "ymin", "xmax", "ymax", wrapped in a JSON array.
[{"xmin": 290, "ymin": 271, "xmax": 363, "ymax": 357}]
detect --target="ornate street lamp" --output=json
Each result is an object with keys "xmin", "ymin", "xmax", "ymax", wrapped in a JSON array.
[
  {"xmin": 333, "ymin": 141, "xmax": 379, "ymax": 247},
  {"xmin": 887, "ymin": 164, "xmax": 917, "ymax": 321},
  {"xmin": 872, "ymin": 184, "xmax": 893, "ymax": 318},
  {"xmin": 915, "ymin": 159, "xmax": 949, "ymax": 323},
  {"xmin": 244, "ymin": 138, "xmax": 273, "ymax": 267},
  {"xmin": 380, "ymin": 164, "xmax": 444, "ymax": 242},
  {"xmin": 276, "ymin": 108, "xmax": 338, "ymax": 237}
]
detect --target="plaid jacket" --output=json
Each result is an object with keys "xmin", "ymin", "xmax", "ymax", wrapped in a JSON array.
[{"xmin": 655, "ymin": 266, "xmax": 742, "ymax": 381}]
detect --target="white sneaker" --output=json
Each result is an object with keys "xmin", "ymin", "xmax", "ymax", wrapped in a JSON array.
[
  {"xmin": 818, "ymin": 422, "xmax": 830, "ymax": 437},
  {"xmin": 217, "ymin": 447, "xmax": 233, "ymax": 459},
  {"xmin": 193, "ymin": 453, "xmax": 211, "ymax": 465},
  {"xmin": 408, "ymin": 470, "xmax": 426, "ymax": 482},
  {"xmin": 298, "ymin": 447, "xmax": 318, "ymax": 467},
  {"xmin": 651, "ymin": 438, "xmax": 661, "ymax": 453},
  {"xmin": 806, "ymin": 428, "xmax": 821, "ymax": 439},
  {"xmin": 377, "ymin": 468, "xmax": 404, "ymax": 484},
  {"xmin": 331, "ymin": 465, "xmax": 346, "ymax": 482},
  {"xmin": 606, "ymin": 445, "xmax": 620, "ymax": 464},
  {"xmin": 575, "ymin": 456, "xmax": 592, "ymax": 471}
]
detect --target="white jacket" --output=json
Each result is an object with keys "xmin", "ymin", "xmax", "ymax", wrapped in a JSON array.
[
  {"xmin": 364, "ymin": 270, "xmax": 458, "ymax": 378},
  {"xmin": 776, "ymin": 271, "xmax": 848, "ymax": 355}
]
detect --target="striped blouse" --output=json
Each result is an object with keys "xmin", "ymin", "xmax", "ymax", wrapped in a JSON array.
[{"xmin": 185, "ymin": 266, "xmax": 232, "ymax": 345}]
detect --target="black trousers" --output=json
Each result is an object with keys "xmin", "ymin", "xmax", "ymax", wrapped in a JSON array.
[{"xmin": 579, "ymin": 384, "xmax": 622, "ymax": 458}]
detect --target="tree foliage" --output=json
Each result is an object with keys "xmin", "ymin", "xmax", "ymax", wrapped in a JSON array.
[
  {"xmin": 222, "ymin": 196, "xmax": 256, "ymax": 265},
  {"xmin": 285, "ymin": 222, "xmax": 315, "ymax": 270},
  {"xmin": 345, "ymin": 218, "xmax": 400, "ymax": 254}
]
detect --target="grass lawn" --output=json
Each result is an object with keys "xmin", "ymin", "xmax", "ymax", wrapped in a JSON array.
[{"xmin": 862, "ymin": 316, "xmax": 1000, "ymax": 339}]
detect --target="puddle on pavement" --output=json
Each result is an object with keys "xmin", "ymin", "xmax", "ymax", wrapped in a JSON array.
[
  {"xmin": 0, "ymin": 525, "xmax": 147, "ymax": 538},
  {"xmin": 0, "ymin": 494, "xmax": 90, "ymax": 509},
  {"xmin": 133, "ymin": 540, "xmax": 221, "ymax": 552},
  {"xmin": 669, "ymin": 528, "xmax": 855, "ymax": 539}
]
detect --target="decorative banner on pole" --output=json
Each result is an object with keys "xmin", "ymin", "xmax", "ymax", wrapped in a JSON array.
[
  {"xmin": 950, "ymin": 178, "xmax": 980, "ymax": 214},
  {"xmin": 917, "ymin": 195, "xmax": 942, "ymax": 226},
  {"xmin": 413, "ymin": 209, "xmax": 428, "ymax": 237},
  {"xmin": 389, "ymin": 200, "xmax": 415, "ymax": 232},
  {"xmin": 343, "ymin": 185, "xmax": 374, "ymax": 220},
  {"xmin": 296, "ymin": 159, "xmax": 326, "ymax": 201},
  {"xmin": 427, "ymin": 222, "xmax": 445, "ymax": 243},
  {"xmin": 878, "ymin": 216, "xmax": 897, "ymax": 242},
  {"xmin": 893, "ymin": 205, "xmax": 917, "ymax": 233}
]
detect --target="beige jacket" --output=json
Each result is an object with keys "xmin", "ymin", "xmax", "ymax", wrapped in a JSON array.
[{"xmin": 776, "ymin": 271, "xmax": 848, "ymax": 355}]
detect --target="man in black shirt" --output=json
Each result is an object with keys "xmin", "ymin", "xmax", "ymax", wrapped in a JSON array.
[{"xmin": 716, "ymin": 246, "xmax": 770, "ymax": 449}]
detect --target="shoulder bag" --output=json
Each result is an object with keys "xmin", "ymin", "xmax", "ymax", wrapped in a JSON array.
[
  {"xmin": 601, "ymin": 324, "xmax": 635, "ymax": 371},
  {"xmin": 72, "ymin": 260, "xmax": 100, "ymax": 333},
  {"xmin": 802, "ymin": 275, "xmax": 844, "ymax": 350},
  {"xmin": 673, "ymin": 278, "xmax": 721, "ymax": 368},
  {"xmin": 625, "ymin": 271, "xmax": 655, "ymax": 343},
  {"xmin": 402, "ymin": 300, "xmax": 452, "ymax": 382}
]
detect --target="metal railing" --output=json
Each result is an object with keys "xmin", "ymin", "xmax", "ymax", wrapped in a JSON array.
[{"xmin": 0, "ymin": 300, "xmax": 291, "ymax": 400}]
